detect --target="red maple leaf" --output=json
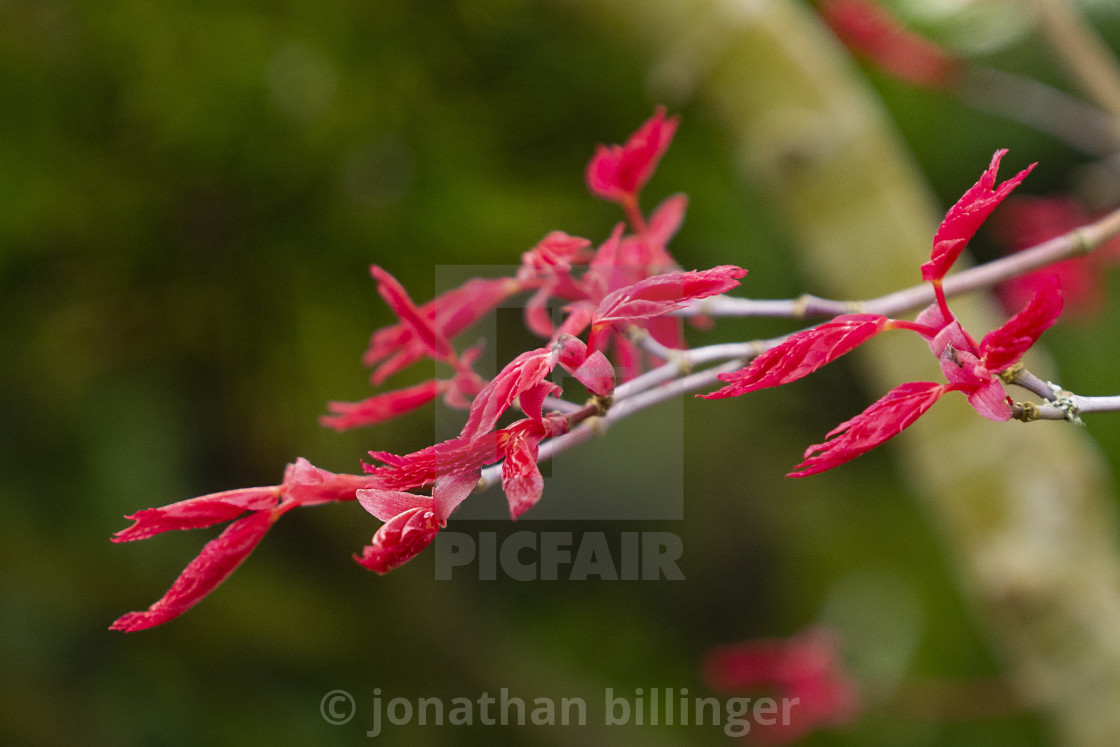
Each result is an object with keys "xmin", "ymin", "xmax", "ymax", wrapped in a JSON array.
[{"xmin": 586, "ymin": 106, "xmax": 679, "ymax": 205}]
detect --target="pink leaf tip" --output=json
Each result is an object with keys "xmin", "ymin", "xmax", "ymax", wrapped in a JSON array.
[
  {"xmin": 922, "ymin": 149, "xmax": 1035, "ymax": 283},
  {"xmin": 586, "ymin": 107, "xmax": 679, "ymax": 204}
]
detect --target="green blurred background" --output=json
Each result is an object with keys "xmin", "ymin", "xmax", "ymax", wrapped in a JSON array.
[{"xmin": 3, "ymin": 0, "xmax": 1120, "ymax": 744}]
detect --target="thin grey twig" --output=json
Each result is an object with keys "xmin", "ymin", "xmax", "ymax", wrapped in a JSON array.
[
  {"xmin": 478, "ymin": 207, "xmax": 1120, "ymax": 497},
  {"xmin": 681, "ymin": 206, "xmax": 1120, "ymax": 321},
  {"xmin": 1013, "ymin": 393, "xmax": 1120, "ymax": 421}
]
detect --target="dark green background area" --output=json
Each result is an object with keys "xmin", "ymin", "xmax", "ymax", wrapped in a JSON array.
[{"xmin": 3, "ymin": 1, "xmax": 1120, "ymax": 744}]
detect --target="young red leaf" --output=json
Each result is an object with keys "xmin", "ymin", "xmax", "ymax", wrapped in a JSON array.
[
  {"xmin": 459, "ymin": 346, "xmax": 560, "ymax": 441},
  {"xmin": 933, "ymin": 343, "xmax": 1012, "ymax": 422},
  {"xmin": 500, "ymin": 421, "xmax": 551, "ymax": 520},
  {"xmin": 555, "ymin": 334, "xmax": 615, "ymax": 396},
  {"xmin": 703, "ymin": 314, "xmax": 892, "ymax": 399},
  {"xmin": 111, "ymin": 487, "xmax": 278, "ymax": 542},
  {"xmin": 980, "ymin": 277, "xmax": 1063, "ymax": 373},
  {"xmin": 516, "ymin": 381, "xmax": 557, "ymax": 427},
  {"xmin": 523, "ymin": 286, "xmax": 559, "ymax": 339},
  {"xmin": 582, "ymin": 222, "xmax": 634, "ymax": 304},
  {"xmin": 554, "ymin": 302, "xmax": 594, "ymax": 341},
  {"xmin": 517, "ymin": 231, "xmax": 593, "ymax": 281},
  {"xmin": 364, "ymin": 276, "xmax": 518, "ymax": 384},
  {"xmin": 367, "ymin": 413, "xmax": 567, "ymax": 513},
  {"xmin": 586, "ymin": 107, "xmax": 679, "ymax": 204},
  {"xmin": 966, "ymin": 378, "xmax": 1013, "ymax": 422},
  {"xmin": 433, "ymin": 470, "xmax": 480, "ymax": 521},
  {"xmin": 320, "ymin": 379, "xmax": 444, "ymax": 432},
  {"xmin": 613, "ymin": 194, "xmax": 688, "ymax": 273},
  {"xmin": 367, "ymin": 433, "xmax": 501, "ymax": 491},
  {"xmin": 370, "ymin": 265, "xmax": 455, "ymax": 361},
  {"xmin": 644, "ymin": 313, "xmax": 686, "ymax": 354},
  {"xmin": 592, "ymin": 265, "xmax": 747, "ymax": 330},
  {"xmin": 111, "ymin": 459, "xmax": 377, "ymax": 631},
  {"xmin": 645, "ymin": 193, "xmax": 688, "ymax": 248},
  {"xmin": 441, "ymin": 343, "xmax": 486, "ymax": 409},
  {"xmin": 921, "ymin": 150, "xmax": 1035, "ymax": 282},
  {"xmin": 353, "ymin": 506, "xmax": 442, "ymax": 575},
  {"xmin": 429, "ymin": 277, "xmax": 521, "ymax": 340},
  {"xmin": 789, "ymin": 381, "xmax": 946, "ymax": 477},
  {"xmin": 356, "ymin": 487, "xmax": 435, "ymax": 523},
  {"xmin": 554, "ymin": 333, "xmax": 589, "ymax": 370},
  {"xmin": 110, "ymin": 510, "xmax": 274, "ymax": 632},
  {"xmin": 354, "ymin": 472, "xmax": 478, "ymax": 574},
  {"xmin": 112, "ymin": 457, "xmax": 370, "ymax": 544},
  {"xmin": 608, "ymin": 329, "xmax": 643, "ymax": 382},
  {"xmin": 569, "ymin": 350, "xmax": 615, "ymax": 397}
]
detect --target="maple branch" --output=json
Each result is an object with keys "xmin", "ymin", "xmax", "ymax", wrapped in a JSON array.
[
  {"xmin": 478, "ymin": 321, "xmax": 776, "ymax": 495},
  {"xmin": 497, "ymin": 326, "xmax": 1120, "ymax": 490},
  {"xmin": 1067, "ymin": 395, "xmax": 1120, "ymax": 415},
  {"xmin": 1012, "ymin": 394, "xmax": 1120, "ymax": 422},
  {"xmin": 476, "ymin": 166, "xmax": 1120, "ymax": 510},
  {"xmin": 684, "ymin": 205, "xmax": 1120, "ymax": 320},
  {"xmin": 999, "ymin": 365, "xmax": 1120, "ymax": 422},
  {"xmin": 540, "ymin": 395, "xmax": 585, "ymax": 416},
  {"xmin": 1001, "ymin": 364, "xmax": 1060, "ymax": 401},
  {"xmin": 477, "ymin": 350, "xmax": 746, "ymax": 492},
  {"xmin": 484, "ymin": 282, "xmax": 1120, "ymax": 494}
]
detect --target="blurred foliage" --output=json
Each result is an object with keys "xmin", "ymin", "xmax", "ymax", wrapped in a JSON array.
[{"xmin": 2, "ymin": 0, "xmax": 1120, "ymax": 745}]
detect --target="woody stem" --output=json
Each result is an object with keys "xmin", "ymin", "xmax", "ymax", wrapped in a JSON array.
[
  {"xmin": 621, "ymin": 194, "xmax": 648, "ymax": 237},
  {"xmin": 683, "ymin": 206, "xmax": 1120, "ymax": 320}
]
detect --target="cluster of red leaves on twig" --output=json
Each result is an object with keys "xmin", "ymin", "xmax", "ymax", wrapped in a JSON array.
[
  {"xmin": 110, "ymin": 109, "xmax": 745, "ymax": 631},
  {"xmin": 703, "ymin": 150, "xmax": 1062, "ymax": 476},
  {"xmin": 109, "ymin": 119, "xmax": 1062, "ymax": 747},
  {"xmin": 107, "ymin": 104, "xmax": 1072, "ymax": 747}
]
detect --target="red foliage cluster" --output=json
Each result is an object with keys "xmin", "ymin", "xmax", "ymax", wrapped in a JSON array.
[
  {"xmin": 705, "ymin": 150, "xmax": 1061, "ymax": 476},
  {"xmin": 111, "ymin": 110, "xmax": 745, "ymax": 631},
  {"xmin": 111, "ymin": 124, "xmax": 1062, "ymax": 747}
]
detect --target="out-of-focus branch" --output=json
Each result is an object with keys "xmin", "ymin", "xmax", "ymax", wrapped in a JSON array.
[
  {"xmin": 956, "ymin": 65, "xmax": 1120, "ymax": 156},
  {"xmin": 1031, "ymin": 0, "xmax": 1120, "ymax": 136}
]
